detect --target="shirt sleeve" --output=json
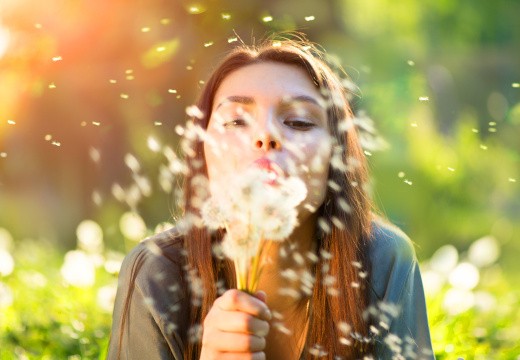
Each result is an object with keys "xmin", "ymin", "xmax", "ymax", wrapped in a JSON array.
[
  {"xmin": 107, "ymin": 237, "xmax": 189, "ymax": 360},
  {"xmin": 368, "ymin": 221, "xmax": 435, "ymax": 359}
]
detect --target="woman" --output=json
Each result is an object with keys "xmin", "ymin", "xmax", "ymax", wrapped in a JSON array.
[{"xmin": 108, "ymin": 36, "xmax": 434, "ymax": 359}]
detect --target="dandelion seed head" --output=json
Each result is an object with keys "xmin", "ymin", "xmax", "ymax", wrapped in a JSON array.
[
  {"xmin": 468, "ymin": 235, "xmax": 500, "ymax": 267},
  {"xmin": 421, "ymin": 269, "xmax": 444, "ymax": 296},
  {"xmin": 262, "ymin": 16, "xmax": 273, "ymax": 23},
  {"xmin": 419, "ymin": 96, "xmax": 429, "ymax": 101},
  {"xmin": 429, "ymin": 244, "xmax": 458, "ymax": 274},
  {"xmin": 0, "ymin": 228, "xmax": 13, "ymax": 251},
  {"xmin": 443, "ymin": 288, "xmax": 474, "ymax": 315},
  {"xmin": 61, "ymin": 250, "xmax": 96, "ymax": 287},
  {"xmin": 76, "ymin": 220, "xmax": 103, "ymax": 254},
  {"xmin": 0, "ymin": 282, "xmax": 13, "ymax": 308},
  {"xmin": 304, "ymin": 15, "xmax": 315, "ymax": 21},
  {"xmin": 449, "ymin": 262, "xmax": 480, "ymax": 290},
  {"xmin": 104, "ymin": 251, "xmax": 124, "ymax": 274},
  {"xmin": 97, "ymin": 284, "xmax": 117, "ymax": 312},
  {"xmin": 0, "ymin": 249, "xmax": 14, "ymax": 277}
]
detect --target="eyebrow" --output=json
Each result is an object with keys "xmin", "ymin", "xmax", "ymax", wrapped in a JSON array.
[
  {"xmin": 215, "ymin": 94, "xmax": 324, "ymax": 110},
  {"xmin": 281, "ymin": 95, "xmax": 324, "ymax": 108},
  {"xmin": 215, "ymin": 96, "xmax": 255, "ymax": 110}
]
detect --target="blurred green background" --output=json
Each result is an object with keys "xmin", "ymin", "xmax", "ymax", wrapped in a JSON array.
[{"xmin": 0, "ymin": 0, "xmax": 519, "ymax": 358}]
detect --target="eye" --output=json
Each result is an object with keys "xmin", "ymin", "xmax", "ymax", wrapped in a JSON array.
[
  {"xmin": 223, "ymin": 118, "xmax": 248, "ymax": 127},
  {"xmin": 283, "ymin": 118, "xmax": 316, "ymax": 130}
]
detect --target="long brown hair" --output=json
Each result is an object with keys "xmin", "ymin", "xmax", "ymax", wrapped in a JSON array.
[{"xmin": 182, "ymin": 35, "xmax": 374, "ymax": 359}]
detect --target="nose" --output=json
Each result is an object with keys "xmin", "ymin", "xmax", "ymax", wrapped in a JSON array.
[{"xmin": 254, "ymin": 132, "xmax": 281, "ymax": 151}]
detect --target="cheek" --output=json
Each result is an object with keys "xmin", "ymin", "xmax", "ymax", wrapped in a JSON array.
[{"xmin": 294, "ymin": 135, "xmax": 332, "ymax": 209}]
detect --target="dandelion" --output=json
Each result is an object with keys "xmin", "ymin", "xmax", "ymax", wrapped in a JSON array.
[
  {"xmin": 61, "ymin": 250, "xmax": 96, "ymax": 287},
  {"xmin": 119, "ymin": 212, "xmax": 147, "ymax": 241},
  {"xmin": 0, "ymin": 282, "xmax": 13, "ymax": 308},
  {"xmin": 201, "ymin": 168, "xmax": 307, "ymax": 293},
  {"xmin": 97, "ymin": 284, "xmax": 117, "ymax": 312},
  {"xmin": 449, "ymin": 262, "xmax": 479, "ymax": 290},
  {"xmin": 76, "ymin": 220, "xmax": 104, "ymax": 254},
  {"xmin": 468, "ymin": 236, "xmax": 500, "ymax": 267},
  {"xmin": 104, "ymin": 251, "xmax": 125, "ymax": 274},
  {"xmin": 0, "ymin": 249, "xmax": 14, "ymax": 276},
  {"xmin": 0, "ymin": 228, "xmax": 13, "ymax": 250},
  {"xmin": 443, "ymin": 288, "xmax": 474, "ymax": 315},
  {"xmin": 429, "ymin": 244, "xmax": 458, "ymax": 275}
]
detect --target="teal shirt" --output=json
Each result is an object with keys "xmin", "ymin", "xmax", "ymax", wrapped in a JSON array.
[{"xmin": 108, "ymin": 220, "xmax": 434, "ymax": 359}]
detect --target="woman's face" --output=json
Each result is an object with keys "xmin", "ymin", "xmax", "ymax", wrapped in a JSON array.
[{"xmin": 204, "ymin": 61, "xmax": 332, "ymax": 221}]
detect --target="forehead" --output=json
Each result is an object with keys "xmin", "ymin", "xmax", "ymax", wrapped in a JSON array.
[{"xmin": 213, "ymin": 62, "xmax": 321, "ymax": 107}]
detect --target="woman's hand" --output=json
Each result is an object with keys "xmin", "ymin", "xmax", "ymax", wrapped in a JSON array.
[{"xmin": 200, "ymin": 289, "xmax": 271, "ymax": 359}]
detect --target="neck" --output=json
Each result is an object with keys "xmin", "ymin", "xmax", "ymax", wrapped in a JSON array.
[{"xmin": 257, "ymin": 212, "xmax": 318, "ymax": 310}]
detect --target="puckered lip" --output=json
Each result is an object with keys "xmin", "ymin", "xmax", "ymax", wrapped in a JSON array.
[{"xmin": 253, "ymin": 157, "xmax": 286, "ymax": 184}]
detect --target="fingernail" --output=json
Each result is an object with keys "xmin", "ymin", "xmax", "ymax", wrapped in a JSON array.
[{"xmin": 261, "ymin": 308, "xmax": 272, "ymax": 321}]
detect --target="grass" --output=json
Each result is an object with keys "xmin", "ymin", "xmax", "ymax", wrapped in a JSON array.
[{"xmin": 1, "ymin": 232, "xmax": 519, "ymax": 359}]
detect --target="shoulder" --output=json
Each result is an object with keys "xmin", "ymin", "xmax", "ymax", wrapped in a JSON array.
[
  {"xmin": 118, "ymin": 227, "xmax": 187, "ymax": 300},
  {"xmin": 367, "ymin": 216, "xmax": 418, "ymax": 302}
]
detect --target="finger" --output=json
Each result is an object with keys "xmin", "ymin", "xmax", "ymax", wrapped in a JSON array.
[
  {"xmin": 217, "ymin": 352, "xmax": 266, "ymax": 360},
  {"xmin": 216, "ymin": 289, "xmax": 272, "ymax": 320},
  {"xmin": 216, "ymin": 311, "xmax": 270, "ymax": 336},
  {"xmin": 204, "ymin": 332, "xmax": 266, "ymax": 353},
  {"xmin": 254, "ymin": 290, "xmax": 267, "ymax": 303}
]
